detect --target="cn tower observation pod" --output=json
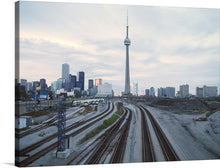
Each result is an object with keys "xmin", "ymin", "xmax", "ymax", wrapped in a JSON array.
[{"xmin": 124, "ymin": 37, "xmax": 131, "ymax": 45}]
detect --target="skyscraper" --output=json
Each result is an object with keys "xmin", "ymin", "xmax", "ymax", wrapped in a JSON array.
[
  {"xmin": 77, "ymin": 71, "xmax": 85, "ymax": 91},
  {"xmin": 95, "ymin": 79, "xmax": 102, "ymax": 87},
  {"xmin": 88, "ymin": 79, "xmax": 94, "ymax": 89},
  {"xmin": 27, "ymin": 82, "xmax": 33, "ymax": 92},
  {"xmin": 124, "ymin": 13, "xmax": 131, "ymax": 95},
  {"xmin": 65, "ymin": 74, "xmax": 76, "ymax": 92},
  {"xmin": 32, "ymin": 81, "xmax": 39, "ymax": 91},
  {"xmin": 62, "ymin": 63, "xmax": 70, "ymax": 82},
  {"xmin": 40, "ymin": 78, "xmax": 46, "ymax": 90},
  {"xmin": 69, "ymin": 74, "xmax": 76, "ymax": 88}
]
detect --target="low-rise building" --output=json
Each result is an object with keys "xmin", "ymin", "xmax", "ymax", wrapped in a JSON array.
[
  {"xmin": 15, "ymin": 116, "xmax": 33, "ymax": 129},
  {"xmin": 196, "ymin": 85, "xmax": 218, "ymax": 98},
  {"xmin": 158, "ymin": 87, "xmax": 175, "ymax": 98},
  {"xmin": 97, "ymin": 83, "xmax": 113, "ymax": 97},
  {"xmin": 90, "ymin": 87, "xmax": 97, "ymax": 96},
  {"xmin": 203, "ymin": 85, "xmax": 218, "ymax": 97}
]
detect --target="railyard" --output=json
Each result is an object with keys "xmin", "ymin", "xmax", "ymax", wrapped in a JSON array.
[{"xmin": 15, "ymin": 98, "xmax": 220, "ymax": 167}]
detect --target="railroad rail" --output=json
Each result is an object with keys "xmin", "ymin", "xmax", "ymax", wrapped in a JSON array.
[
  {"xmin": 67, "ymin": 107, "xmax": 132, "ymax": 165},
  {"xmin": 16, "ymin": 102, "xmax": 180, "ymax": 167},
  {"xmin": 138, "ymin": 105, "xmax": 156, "ymax": 162},
  {"xmin": 139, "ymin": 105, "xmax": 180, "ymax": 161},
  {"xmin": 85, "ymin": 109, "xmax": 128, "ymax": 164},
  {"xmin": 17, "ymin": 102, "xmax": 111, "ymax": 156},
  {"xmin": 16, "ymin": 106, "xmax": 93, "ymax": 139},
  {"xmin": 110, "ymin": 107, "xmax": 132, "ymax": 163},
  {"xmin": 15, "ymin": 115, "xmax": 57, "ymax": 139},
  {"xmin": 16, "ymin": 102, "xmax": 114, "ymax": 167}
]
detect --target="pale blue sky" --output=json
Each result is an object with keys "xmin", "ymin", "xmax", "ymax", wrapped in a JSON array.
[{"xmin": 19, "ymin": 1, "xmax": 220, "ymax": 95}]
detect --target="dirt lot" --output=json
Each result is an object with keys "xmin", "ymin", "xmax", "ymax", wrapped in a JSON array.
[{"xmin": 148, "ymin": 97, "xmax": 220, "ymax": 114}]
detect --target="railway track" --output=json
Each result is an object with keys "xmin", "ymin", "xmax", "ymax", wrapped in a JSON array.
[
  {"xmin": 110, "ymin": 107, "xmax": 132, "ymax": 163},
  {"xmin": 67, "ymin": 107, "xmax": 132, "ymax": 165},
  {"xmin": 16, "ymin": 102, "xmax": 114, "ymax": 167},
  {"xmin": 84, "ymin": 109, "xmax": 128, "ymax": 164},
  {"xmin": 15, "ymin": 107, "xmax": 84, "ymax": 139},
  {"xmin": 16, "ymin": 102, "xmax": 180, "ymax": 167},
  {"xmin": 17, "ymin": 102, "xmax": 111, "ymax": 156},
  {"xmin": 139, "ymin": 105, "xmax": 180, "ymax": 161},
  {"xmin": 15, "ymin": 116, "xmax": 57, "ymax": 139},
  {"xmin": 139, "ymin": 106, "xmax": 156, "ymax": 162}
]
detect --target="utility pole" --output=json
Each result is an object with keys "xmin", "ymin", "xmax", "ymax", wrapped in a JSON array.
[
  {"xmin": 57, "ymin": 98, "xmax": 66, "ymax": 152},
  {"xmin": 53, "ymin": 97, "xmax": 70, "ymax": 159}
]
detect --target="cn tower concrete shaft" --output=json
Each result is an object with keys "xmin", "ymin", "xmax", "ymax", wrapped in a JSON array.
[{"xmin": 124, "ymin": 17, "xmax": 131, "ymax": 95}]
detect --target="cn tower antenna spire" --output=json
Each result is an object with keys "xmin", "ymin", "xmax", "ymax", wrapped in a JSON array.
[
  {"xmin": 126, "ymin": 10, "xmax": 129, "ymax": 37},
  {"xmin": 127, "ymin": 10, "xmax": 128, "ymax": 26}
]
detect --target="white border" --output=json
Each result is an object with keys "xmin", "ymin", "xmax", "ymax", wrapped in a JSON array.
[{"xmin": 0, "ymin": 0, "xmax": 219, "ymax": 168}]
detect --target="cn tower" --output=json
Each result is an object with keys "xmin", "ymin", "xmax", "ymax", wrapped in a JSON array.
[{"xmin": 124, "ymin": 14, "xmax": 131, "ymax": 95}]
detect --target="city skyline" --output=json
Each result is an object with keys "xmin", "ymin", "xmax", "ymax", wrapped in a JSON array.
[
  {"xmin": 19, "ymin": 65, "xmax": 218, "ymax": 97},
  {"xmin": 19, "ymin": 1, "xmax": 220, "ymax": 95}
]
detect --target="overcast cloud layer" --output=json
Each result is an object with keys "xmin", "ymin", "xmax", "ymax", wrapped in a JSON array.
[{"xmin": 19, "ymin": 1, "xmax": 220, "ymax": 95}]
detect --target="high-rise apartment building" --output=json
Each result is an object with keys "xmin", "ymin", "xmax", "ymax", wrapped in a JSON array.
[
  {"xmin": 179, "ymin": 84, "xmax": 189, "ymax": 98},
  {"xmin": 196, "ymin": 87, "xmax": 203, "ymax": 98},
  {"xmin": 165, "ymin": 87, "xmax": 175, "ymax": 98},
  {"xmin": 158, "ymin": 87, "xmax": 166, "ymax": 97},
  {"xmin": 149, "ymin": 87, "xmax": 155, "ymax": 97},
  {"xmin": 145, "ymin": 89, "xmax": 150, "ymax": 97}
]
